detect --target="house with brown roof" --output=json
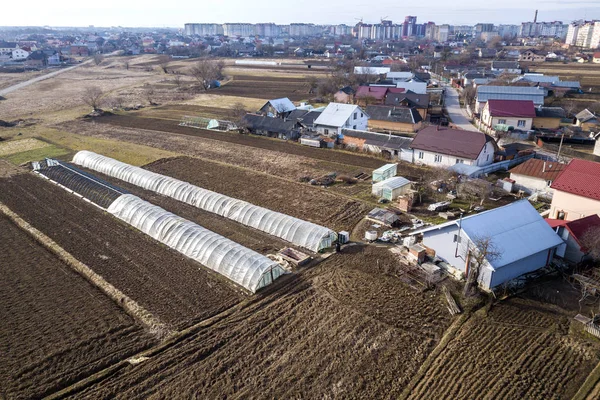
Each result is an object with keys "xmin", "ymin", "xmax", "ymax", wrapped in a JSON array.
[
  {"xmin": 366, "ymin": 105, "xmax": 423, "ymax": 133},
  {"xmin": 547, "ymin": 215, "xmax": 600, "ymax": 263},
  {"xmin": 533, "ymin": 107, "xmax": 567, "ymax": 130},
  {"xmin": 550, "ymin": 159, "xmax": 600, "ymax": 221},
  {"xmin": 481, "ymin": 100, "xmax": 536, "ymax": 131},
  {"xmin": 384, "ymin": 92, "xmax": 430, "ymax": 119},
  {"xmin": 509, "ymin": 158, "xmax": 565, "ymax": 195},
  {"xmin": 410, "ymin": 126, "xmax": 497, "ymax": 167}
]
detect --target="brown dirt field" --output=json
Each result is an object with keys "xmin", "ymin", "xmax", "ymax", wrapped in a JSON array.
[
  {"xmin": 408, "ymin": 297, "xmax": 600, "ymax": 400},
  {"xmin": 0, "ymin": 173, "xmax": 242, "ymax": 329},
  {"xmin": 0, "ymin": 215, "xmax": 155, "ymax": 399},
  {"xmin": 75, "ymin": 163, "xmax": 294, "ymax": 255},
  {"xmin": 215, "ymin": 74, "xmax": 311, "ymax": 101},
  {"xmin": 143, "ymin": 156, "xmax": 371, "ymax": 232},
  {"xmin": 68, "ymin": 246, "xmax": 453, "ymax": 399}
]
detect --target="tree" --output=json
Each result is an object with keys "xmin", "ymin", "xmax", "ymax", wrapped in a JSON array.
[
  {"xmin": 581, "ymin": 227, "xmax": 600, "ymax": 262},
  {"xmin": 93, "ymin": 54, "xmax": 104, "ymax": 66},
  {"xmin": 122, "ymin": 60, "xmax": 130, "ymax": 70},
  {"xmin": 228, "ymin": 102, "xmax": 248, "ymax": 132},
  {"xmin": 458, "ymin": 179, "xmax": 492, "ymax": 208},
  {"xmin": 305, "ymin": 75, "xmax": 319, "ymax": 95},
  {"xmin": 142, "ymin": 84, "xmax": 156, "ymax": 105},
  {"xmin": 158, "ymin": 55, "xmax": 170, "ymax": 73},
  {"xmin": 189, "ymin": 59, "xmax": 222, "ymax": 90},
  {"xmin": 81, "ymin": 86, "xmax": 104, "ymax": 111},
  {"xmin": 460, "ymin": 85, "xmax": 477, "ymax": 107},
  {"xmin": 172, "ymin": 72, "xmax": 182, "ymax": 88},
  {"xmin": 463, "ymin": 235, "xmax": 501, "ymax": 296}
]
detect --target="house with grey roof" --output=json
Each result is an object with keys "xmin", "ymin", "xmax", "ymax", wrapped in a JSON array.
[
  {"xmin": 342, "ymin": 129, "xmax": 413, "ymax": 160},
  {"xmin": 575, "ymin": 109, "xmax": 600, "ymax": 131},
  {"xmin": 366, "ymin": 105, "xmax": 423, "ymax": 133},
  {"xmin": 259, "ymin": 98, "xmax": 296, "ymax": 118},
  {"xmin": 491, "ymin": 61, "xmax": 521, "ymax": 74},
  {"xmin": 313, "ymin": 103, "xmax": 369, "ymax": 136},
  {"xmin": 413, "ymin": 200, "xmax": 563, "ymax": 290},
  {"xmin": 475, "ymin": 85, "xmax": 546, "ymax": 113}
]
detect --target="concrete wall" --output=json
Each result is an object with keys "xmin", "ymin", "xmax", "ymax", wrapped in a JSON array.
[
  {"xmin": 368, "ymin": 119, "xmax": 421, "ymax": 133},
  {"xmin": 510, "ymin": 173, "xmax": 552, "ymax": 194},
  {"xmin": 533, "ymin": 117, "xmax": 561, "ymax": 130},
  {"xmin": 550, "ymin": 190, "xmax": 600, "ymax": 221}
]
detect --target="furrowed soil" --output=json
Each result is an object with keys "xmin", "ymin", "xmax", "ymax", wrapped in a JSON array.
[
  {"xmin": 69, "ymin": 246, "xmax": 453, "ymax": 399},
  {"xmin": 408, "ymin": 297, "xmax": 600, "ymax": 400},
  {"xmin": 143, "ymin": 156, "xmax": 371, "ymax": 232},
  {"xmin": 0, "ymin": 215, "xmax": 155, "ymax": 399},
  {"xmin": 0, "ymin": 172, "xmax": 242, "ymax": 329},
  {"xmin": 216, "ymin": 74, "xmax": 311, "ymax": 101}
]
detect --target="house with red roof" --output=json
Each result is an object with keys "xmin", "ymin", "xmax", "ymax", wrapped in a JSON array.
[
  {"xmin": 549, "ymin": 159, "xmax": 600, "ymax": 221},
  {"xmin": 509, "ymin": 158, "xmax": 566, "ymax": 195},
  {"xmin": 481, "ymin": 100, "xmax": 536, "ymax": 131},
  {"xmin": 546, "ymin": 215, "xmax": 600, "ymax": 263},
  {"xmin": 410, "ymin": 126, "xmax": 497, "ymax": 167},
  {"xmin": 355, "ymin": 86, "xmax": 388, "ymax": 106}
]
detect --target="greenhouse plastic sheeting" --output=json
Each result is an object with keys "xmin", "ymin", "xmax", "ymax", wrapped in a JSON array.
[
  {"xmin": 107, "ymin": 194, "xmax": 285, "ymax": 293},
  {"xmin": 73, "ymin": 151, "xmax": 337, "ymax": 252}
]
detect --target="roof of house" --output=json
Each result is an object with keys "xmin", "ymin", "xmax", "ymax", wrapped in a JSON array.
[
  {"xmin": 551, "ymin": 159, "xmax": 600, "ymax": 201},
  {"xmin": 365, "ymin": 105, "xmax": 422, "ymax": 124},
  {"xmin": 464, "ymin": 71, "xmax": 496, "ymax": 80},
  {"xmin": 410, "ymin": 126, "xmax": 496, "ymax": 160},
  {"xmin": 27, "ymin": 51, "xmax": 46, "ymax": 60},
  {"xmin": 260, "ymin": 98, "xmax": 296, "ymax": 114},
  {"xmin": 535, "ymin": 107, "xmax": 567, "ymax": 119},
  {"xmin": 547, "ymin": 215, "xmax": 600, "ymax": 250},
  {"xmin": 491, "ymin": 61, "xmax": 520, "ymax": 69},
  {"xmin": 314, "ymin": 103, "xmax": 365, "ymax": 128},
  {"xmin": 521, "ymin": 74, "xmax": 560, "ymax": 83},
  {"xmin": 287, "ymin": 109, "xmax": 322, "ymax": 127},
  {"xmin": 385, "ymin": 92, "xmax": 430, "ymax": 109},
  {"xmin": 509, "ymin": 158, "xmax": 566, "ymax": 181},
  {"xmin": 417, "ymin": 200, "xmax": 563, "ymax": 269},
  {"xmin": 486, "ymin": 99, "xmax": 536, "ymax": 118},
  {"xmin": 575, "ymin": 109, "xmax": 599, "ymax": 123},
  {"xmin": 355, "ymin": 86, "xmax": 388, "ymax": 100},
  {"xmin": 477, "ymin": 85, "xmax": 546, "ymax": 104},
  {"xmin": 243, "ymin": 114, "xmax": 298, "ymax": 134},
  {"xmin": 338, "ymin": 86, "xmax": 355, "ymax": 95},
  {"xmin": 386, "ymin": 71, "xmax": 414, "ymax": 80},
  {"xmin": 394, "ymin": 81, "xmax": 427, "ymax": 94},
  {"xmin": 342, "ymin": 129, "xmax": 413, "ymax": 150},
  {"xmin": 551, "ymin": 81, "xmax": 581, "ymax": 89},
  {"xmin": 413, "ymin": 71, "xmax": 431, "ymax": 82}
]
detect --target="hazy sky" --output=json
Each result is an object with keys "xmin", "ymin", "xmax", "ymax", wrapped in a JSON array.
[{"xmin": 4, "ymin": 0, "xmax": 600, "ymax": 28}]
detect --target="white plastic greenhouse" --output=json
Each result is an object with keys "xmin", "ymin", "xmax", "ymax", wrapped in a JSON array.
[
  {"xmin": 108, "ymin": 194, "xmax": 285, "ymax": 293},
  {"xmin": 73, "ymin": 151, "xmax": 337, "ymax": 252}
]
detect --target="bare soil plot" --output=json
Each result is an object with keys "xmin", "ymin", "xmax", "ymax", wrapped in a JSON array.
[
  {"xmin": 0, "ymin": 173, "xmax": 242, "ymax": 329},
  {"xmin": 69, "ymin": 246, "xmax": 453, "ymax": 399},
  {"xmin": 0, "ymin": 215, "xmax": 155, "ymax": 399},
  {"xmin": 144, "ymin": 156, "xmax": 371, "ymax": 232},
  {"xmin": 408, "ymin": 297, "xmax": 600, "ymax": 400},
  {"xmin": 215, "ymin": 74, "xmax": 312, "ymax": 101}
]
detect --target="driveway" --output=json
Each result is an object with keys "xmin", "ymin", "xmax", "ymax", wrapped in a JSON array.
[
  {"xmin": 442, "ymin": 85, "xmax": 479, "ymax": 132},
  {"xmin": 0, "ymin": 60, "xmax": 91, "ymax": 97}
]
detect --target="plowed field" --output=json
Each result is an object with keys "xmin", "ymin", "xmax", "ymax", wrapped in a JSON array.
[
  {"xmin": 216, "ymin": 75, "xmax": 310, "ymax": 101},
  {"xmin": 0, "ymin": 215, "xmax": 154, "ymax": 399},
  {"xmin": 68, "ymin": 246, "xmax": 453, "ymax": 399},
  {"xmin": 0, "ymin": 173, "xmax": 242, "ymax": 329}
]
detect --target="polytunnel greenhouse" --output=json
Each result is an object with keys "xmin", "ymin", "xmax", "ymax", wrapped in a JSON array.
[
  {"xmin": 73, "ymin": 151, "xmax": 338, "ymax": 252},
  {"xmin": 108, "ymin": 194, "xmax": 285, "ymax": 293}
]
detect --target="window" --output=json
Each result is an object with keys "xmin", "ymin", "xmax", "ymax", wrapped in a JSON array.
[
  {"xmin": 360, "ymin": 112, "xmax": 363, "ymax": 118},
  {"xmin": 434, "ymin": 154, "xmax": 442, "ymax": 163},
  {"xmin": 498, "ymin": 119, "xmax": 506, "ymax": 125},
  {"xmin": 324, "ymin": 128, "xmax": 329, "ymax": 135},
  {"xmin": 486, "ymin": 154, "xmax": 489, "ymax": 161},
  {"xmin": 517, "ymin": 120, "xmax": 526, "ymax": 127},
  {"xmin": 418, "ymin": 151, "xmax": 424, "ymax": 159},
  {"xmin": 354, "ymin": 112, "xmax": 357, "ymax": 120},
  {"xmin": 456, "ymin": 159, "xmax": 464, "ymax": 164},
  {"xmin": 353, "ymin": 125, "xmax": 357, "ymax": 129},
  {"xmin": 546, "ymin": 180, "xmax": 552, "ymax": 186},
  {"xmin": 453, "ymin": 234, "xmax": 461, "ymax": 243},
  {"xmin": 557, "ymin": 210, "xmax": 566, "ymax": 220}
]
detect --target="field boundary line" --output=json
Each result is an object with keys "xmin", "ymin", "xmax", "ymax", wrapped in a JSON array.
[
  {"xmin": 573, "ymin": 357, "xmax": 600, "ymax": 400},
  {"xmin": 0, "ymin": 201, "xmax": 174, "ymax": 339},
  {"xmin": 399, "ymin": 313, "xmax": 471, "ymax": 399}
]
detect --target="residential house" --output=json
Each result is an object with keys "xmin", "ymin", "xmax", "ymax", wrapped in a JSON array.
[
  {"xmin": 341, "ymin": 129, "xmax": 412, "ymax": 160},
  {"xmin": 0, "ymin": 41, "xmax": 18, "ymax": 54},
  {"xmin": 547, "ymin": 215, "xmax": 600, "ymax": 263},
  {"xmin": 11, "ymin": 48, "xmax": 29, "ymax": 60},
  {"xmin": 593, "ymin": 52, "xmax": 600, "ymax": 64},
  {"xmin": 575, "ymin": 109, "xmax": 600, "ymax": 131},
  {"xmin": 394, "ymin": 81, "xmax": 427, "ymax": 94},
  {"xmin": 475, "ymin": 86, "xmax": 545, "ymax": 113},
  {"xmin": 366, "ymin": 105, "xmax": 423, "ymax": 133},
  {"xmin": 481, "ymin": 99, "xmax": 536, "ymax": 131},
  {"xmin": 355, "ymin": 86, "xmax": 388, "ymax": 106},
  {"xmin": 384, "ymin": 92, "xmax": 430, "ymax": 119},
  {"xmin": 70, "ymin": 45, "xmax": 89, "ymax": 57},
  {"xmin": 533, "ymin": 107, "xmax": 567, "ymax": 130},
  {"xmin": 491, "ymin": 61, "xmax": 521, "ymax": 74},
  {"xmin": 242, "ymin": 114, "xmax": 300, "ymax": 140},
  {"xmin": 286, "ymin": 109, "xmax": 322, "ymax": 130},
  {"xmin": 47, "ymin": 52, "xmax": 61, "ymax": 66},
  {"xmin": 313, "ymin": 103, "xmax": 369, "ymax": 136},
  {"xmin": 462, "ymin": 71, "xmax": 496, "ymax": 87},
  {"xmin": 519, "ymin": 49, "xmax": 546, "ymax": 62},
  {"xmin": 354, "ymin": 66, "xmax": 390, "ymax": 75},
  {"xmin": 410, "ymin": 126, "xmax": 497, "ymax": 167},
  {"xmin": 550, "ymin": 159, "xmax": 600, "ymax": 221},
  {"xmin": 23, "ymin": 51, "xmax": 47, "ymax": 68},
  {"xmin": 509, "ymin": 158, "xmax": 565, "ymax": 195},
  {"xmin": 333, "ymin": 86, "xmax": 355, "ymax": 104},
  {"xmin": 415, "ymin": 200, "xmax": 563, "ymax": 290},
  {"xmin": 258, "ymin": 98, "xmax": 296, "ymax": 118},
  {"xmin": 413, "ymin": 71, "xmax": 431, "ymax": 83},
  {"xmin": 478, "ymin": 48, "xmax": 497, "ymax": 58},
  {"xmin": 386, "ymin": 71, "xmax": 414, "ymax": 83}
]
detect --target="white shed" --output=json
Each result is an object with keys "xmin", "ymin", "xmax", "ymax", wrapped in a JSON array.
[
  {"xmin": 372, "ymin": 176, "xmax": 412, "ymax": 200},
  {"xmin": 372, "ymin": 163, "xmax": 397, "ymax": 182}
]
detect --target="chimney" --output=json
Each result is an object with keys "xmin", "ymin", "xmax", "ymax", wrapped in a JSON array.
[
  {"xmin": 543, "ymin": 161, "xmax": 546, "ymax": 173},
  {"xmin": 533, "ymin": 9, "xmax": 538, "ymax": 23}
]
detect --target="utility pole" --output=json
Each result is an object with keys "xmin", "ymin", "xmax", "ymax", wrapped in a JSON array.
[{"xmin": 556, "ymin": 128, "xmax": 565, "ymax": 162}]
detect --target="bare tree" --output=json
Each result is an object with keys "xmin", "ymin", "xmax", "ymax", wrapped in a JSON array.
[
  {"xmin": 172, "ymin": 72, "xmax": 182, "ymax": 88},
  {"xmin": 458, "ymin": 179, "xmax": 492, "ymax": 208},
  {"xmin": 460, "ymin": 85, "xmax": 477, "ymax": 107},
  {"xmin": 93, "ymin": 54, "xmax": 104, "ymax": 66},
  {"xmin": 581, "ymin": 227, "xmax": 600, "ymax": 262},
  {"xmin": 142, "ymin": 84, "xmax": 156, "ymax": 105},
  {"xmin": 305, "ymin": 75, "xmax": 318, "ymax": 94},
  {"xmin": 158, "ymin": 55, "xmax": 170, "ymax": 73},
  {"xmin": 122, "ymin": 60, "xmax": 130, "ymax": 70},
  {"xmin": 81, "ymin": 86, "xmax": 104, "ymax": 111},
  {"xmin": 189, "ymin": 59, "xmax": 222, "ymax": 91},
  {"xmin": 464, "ymin": 235, "xmax": 501, "ymax": 296},
  {"xmin": 105, "ymin": 95, "xmax": 125, "ymax": 110},
  {"xmin": 228, "ymin": 102, "xmax": 249, "ymax": 132}
]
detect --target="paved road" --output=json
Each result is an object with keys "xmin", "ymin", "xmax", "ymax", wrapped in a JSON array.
[
  {"xmin": 442, "ymin": 85, "xmax": 479, "ymax": 132},
  {"xmin": 0, "ymin": 61, "xmax": 90, "ymax": 97}
]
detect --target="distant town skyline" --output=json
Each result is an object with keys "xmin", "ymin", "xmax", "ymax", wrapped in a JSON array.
[{"xmin": 3, "ymin": 0, "xmax": 600, "ymax": 29}]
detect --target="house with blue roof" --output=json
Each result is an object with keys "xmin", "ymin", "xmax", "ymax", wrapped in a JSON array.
[{"xmin": 413, "ymin": 200, "xmax": 563, "ymax": 290}]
